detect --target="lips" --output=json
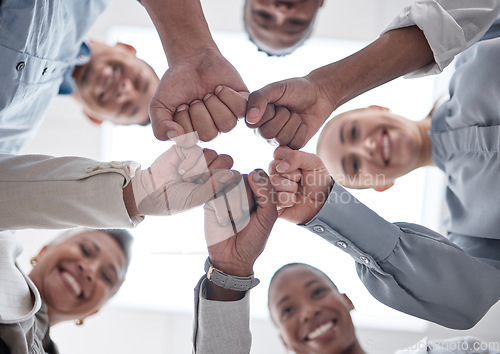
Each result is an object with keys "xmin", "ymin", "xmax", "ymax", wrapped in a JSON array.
[
  {"xmin": 97, "ymin": 66, "xmax": 121, "ymax": 104},
  {"xmin": 305, "ymin": 318, "xmax": 338, "ymax": 341},
  {"xmin": 60, "ymin": 269, "xmax": 83, "ymax": 297},
  {"xmin": 381, "ymin": 130, "xmax": 391, "ymax": 165}
]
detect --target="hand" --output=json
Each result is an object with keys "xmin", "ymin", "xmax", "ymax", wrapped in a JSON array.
[
  {"xmin": 130, "ymin": 144, "xmax": 234, "ymax": 216},
  {"xmin": 173, "ymin": 85, "xmax": 249, "ymax": 143},
  {"xmin": 246, "ymin": 76, "xmax": 336, "ymax": 149},
  {"xmin": 269, "ymin": 146, "xmax": 332, "ymax": 224},
  {"xmin": 204, "ymin": 170, "xmax": 278, "ymax": 277},
  {"xmin": 149, "ymin": 48, "xmax": 248, "ymax": 142}
]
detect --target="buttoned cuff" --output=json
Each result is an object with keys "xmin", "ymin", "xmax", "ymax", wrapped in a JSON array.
[{"xmin": 303, "ymin": 183, "xmax": 400, "ymax": 268}]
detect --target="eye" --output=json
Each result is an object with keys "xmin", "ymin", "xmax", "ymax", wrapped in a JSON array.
[
  {"xmin": 101, "ymin": 271, "xmax": 114, "ymax": 285},
  {"xmin": 120, "ymin": 101, "xmax": 132, "ymax": 116},
  {"xmin": 280, "ymin": 305, "xmax": 295, "ymax": 319},
  {"xmin": 80, "ymin": 244, "xmax": 91, "ymax": 257},
  {"xmin": 350, "ymin": 125, "xmax": 357, "ymax": 140},
  {"xmin": 312, "ymin": 287, "xmax": 327, "ymax": 298},
  {"xmin": 255, "ymin": 11, "xmax": 272, "ymax": 20},
  {"xmin": 352, "ymin": 159, "xmax": 359, "ymax": 175}
]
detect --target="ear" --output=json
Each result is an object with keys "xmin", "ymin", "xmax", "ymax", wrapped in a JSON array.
[
  {"xmin": 116, "ymin": 42, "xmax": 137, "ymax": 55},
  {"xmin": 341, "ymin": 294, "xmax": 355, "ymax": 311},
  {"xmin": 35, "ymin": 245, "xmax": 50, "ymax": 260},
  {"xmin": 373, "ymin": 181, "xmax": 394, "ymax": 192},
  {"xmin": 367, "ymin": 105, "xmax": 390, "ymax": 112},
  {"xmin": 86, "ymin": 309, "xmax": 99, "ymax": 318},
  {"xmin": 83, "ymin": 110, "xmax": 103, "ymax": 125}
]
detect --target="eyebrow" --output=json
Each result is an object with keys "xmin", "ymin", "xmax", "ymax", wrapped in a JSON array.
[
  {"xmin": 339, "ymin": 123, "xmax": 345, "ymax": 144},
  {"xmin": 341, "ymin": 157, "xmax": 348, "ymax": 176},
  {"xmin": 277, "ymin": 295, "xmax": 290, "ymax": 308}
]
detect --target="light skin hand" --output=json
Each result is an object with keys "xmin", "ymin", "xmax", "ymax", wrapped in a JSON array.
[
  {"xmin": 269, "ymin": 146, "xmax": 332, "ymax": 225},
  {"xmin": 127, "ymin": 144, "xmax": 234, "ymax": 217},
  {"xmin": 204, "ymin": 169, "xmax": 278, "ymax": 301},
  {"xmin": 172, "ymin": 85, "xmax": 249, "ymax": 142}
]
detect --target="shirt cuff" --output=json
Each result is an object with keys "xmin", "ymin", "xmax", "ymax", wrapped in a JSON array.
[
  {"xmin": 381, "ymin": 0, "xmax": 499, "ymax": 78},
  {"xmin": 303, "ymin": 183, "xmax": 400, "ymax": 266}
]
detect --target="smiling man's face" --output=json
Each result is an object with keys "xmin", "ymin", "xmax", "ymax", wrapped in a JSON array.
[
  {"xmin": 72, "ymin": 41, "xmax": 159, "ymax": 125},
  {"xmin": 268, "ymin": 264, "xmax": 358, "ymax": 354},
  {"xmin": 244, "ymin": 0, "xmax": 324, "ymax": 56}
]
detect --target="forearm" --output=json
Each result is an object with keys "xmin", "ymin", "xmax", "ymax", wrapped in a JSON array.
[
  {"xmin": 0, "ymin": 154, "xmax": 141, "ymax": 229},
  {"xmin": 309, "ymin": 25, "xmax": 433, "ymax": 111},
  {"xmin": 140, "ymin": 0, "xmax": 218, "ymax": 64},
  {"xmin": 304, "ymin": 183, "xmax": 500, "ymax": 329}
]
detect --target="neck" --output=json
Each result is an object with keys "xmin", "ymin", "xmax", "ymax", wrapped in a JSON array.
[{"xmin": 415, "ymin": 117, "xmax": 433, "ymax": 168}]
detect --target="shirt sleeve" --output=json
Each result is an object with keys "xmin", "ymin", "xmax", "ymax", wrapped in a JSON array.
[
  {"xmin": 192, "ymin": 276, "xmax": 252, "ymax": 354},
  {"xmin": 0, "ymin": 153, "xmax": 144, "ymax": 230},
  {"xmin": 382, "ymin": 0, "xmax": 500, "ymax": 77},
  {"xmin": 303, "ymin": 183, "xmax": 500, "ymax": 330}
]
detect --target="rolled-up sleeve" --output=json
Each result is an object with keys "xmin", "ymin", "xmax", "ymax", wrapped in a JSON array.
[
  {"xmin": 382, "ymin": 0, "xmax": 500, "ymax": 77},
  {"xmin": 303, "ymin": 183, "xmax": 500, "ymax": 329}
]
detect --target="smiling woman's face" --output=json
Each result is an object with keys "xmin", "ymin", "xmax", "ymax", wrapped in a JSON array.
[
  {"xmin": 244, "ymin": 0, "xmax": 324, "ymax": 55},
  {"xmin": 317, "ymin": 107, "xmax": 422, "ymax": 190},
  {"xmin": 29, "ymin": 230, "xmax": 126, "ymax": 324},
  {"xmin": 268, "ymin": 264, "xmax": 358, "ymax": 354}
]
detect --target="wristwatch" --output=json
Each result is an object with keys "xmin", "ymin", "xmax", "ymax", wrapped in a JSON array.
[{"xmin": 204, "ymin": 257, "xmax": 260, "ymax": 291}]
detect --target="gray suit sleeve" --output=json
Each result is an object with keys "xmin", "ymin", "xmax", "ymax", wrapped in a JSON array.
[
  {"xmin": 0, "ymin": 153, "xmax": 143, "ymax": 230},
  {"xmin": 193, "ymin": 276, "xmax": 252, "ymax": 354},
  {"xmin": 303, "ymin": 183, "xmax": 500, "ymax": 330}
]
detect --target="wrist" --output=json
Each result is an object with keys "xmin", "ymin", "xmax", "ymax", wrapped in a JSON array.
[
  {"xmin": 123, "ymin": 182, "xmax": 140, "ymax": 217},
  {"xmin": 209, "ymin": 259, "xmax": 254, "ymax": 278}
]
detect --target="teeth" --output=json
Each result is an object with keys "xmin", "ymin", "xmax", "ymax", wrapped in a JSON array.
[
  {"xmin": 307, "ymin": 321, "xmax": 333, "ymax": 340},
  {"xmin": 62, "ymin": 271, "xmax": 82, "ymax": 297},
  {"xmin": 383, "ymin": 134, "xmax": 390, "ymax": 162}
]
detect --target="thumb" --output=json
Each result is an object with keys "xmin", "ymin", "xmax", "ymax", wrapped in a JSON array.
[
  {"xmin": 246, "ymin": 82, "xmax": 287, "ymax": 124},
  {"xmin": 275, "ymin": 150, "xmax": 325, "ymax": 174},
  {"xmin": 150, "ymin": 104, "xmax": 186, "ymax": 141},
  {"xmin": 248, "ymin": 169, "xmax": 278, "ymax": 230}
]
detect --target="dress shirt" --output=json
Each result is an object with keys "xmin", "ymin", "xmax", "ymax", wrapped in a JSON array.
[
  {"xmin": 429, "ymin": 31, "xmax": 500, "ymax": 267},
  {"xmin": 0, "ymin": 0, "xmax": 109, "ymax": 153},
  {"xmin": 383, "ymin": 0, "xmax": 500, "ymax": 78}
]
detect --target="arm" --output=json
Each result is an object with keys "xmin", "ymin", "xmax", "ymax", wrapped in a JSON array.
[
  {"xmin": 140, "ymin": 0, "xmax": 248, "ymax": 142},
  {"xmin": 270, "ymin": 148, "xmax": 500, "ymax": 330},
  {"xmin": 193, "ymin": 170, "xmax": 278, "ymax": 353},
  {"xmin": 0, "ymin": 145, "xmax": 233, "ymax": 230},
  {"xmin": 247, "ymin": 0, "xmax": 500, "ymax": 149}
]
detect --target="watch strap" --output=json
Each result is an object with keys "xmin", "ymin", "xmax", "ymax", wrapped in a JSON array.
[{"xmin": 204, "ymin": 258, "xmax": 260, "ymax": 291}]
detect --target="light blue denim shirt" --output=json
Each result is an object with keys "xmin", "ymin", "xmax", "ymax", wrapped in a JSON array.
[
  {"xmin": 0, "ymin": 0, "xmax": 109, "ymax": 154},
  {"xmin": 430, "ymin": 21, "xmax": 500, "ymax": 264}
]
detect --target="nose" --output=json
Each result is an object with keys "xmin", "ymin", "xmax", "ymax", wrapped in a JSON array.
[
  {"xmin": 362, "ymin": 137, "xmax": 376, "ymax": 157},
  {"xmin": 300, "ymin": 304, "xmax": 320, "ymax": 323},
  {"xmin": 115, "ymin": 78, "xmax": 134, "ymax": 103},
  {"xmin": 77, "ymin": 261, "xmax": 97, "ymax": 283}
]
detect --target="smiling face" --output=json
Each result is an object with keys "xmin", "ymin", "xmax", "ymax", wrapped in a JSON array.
[
  {"xmin": 244, "ymin": 0, "xmax": 324, "ymax": 55},
  {"xmin": 72, "ymin": 41, "xmax": 159, "ymax": 125},
  {"xmin": 29, "ymin": 230, "xmax": 127, "ymax": 325},
  {"xmin": 317, "ymin": 106, "xmax": 424, "ymax": 190},
  {"xmin": 268, "ymin": 264, "xmax": 360, "ymax": 354}
]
